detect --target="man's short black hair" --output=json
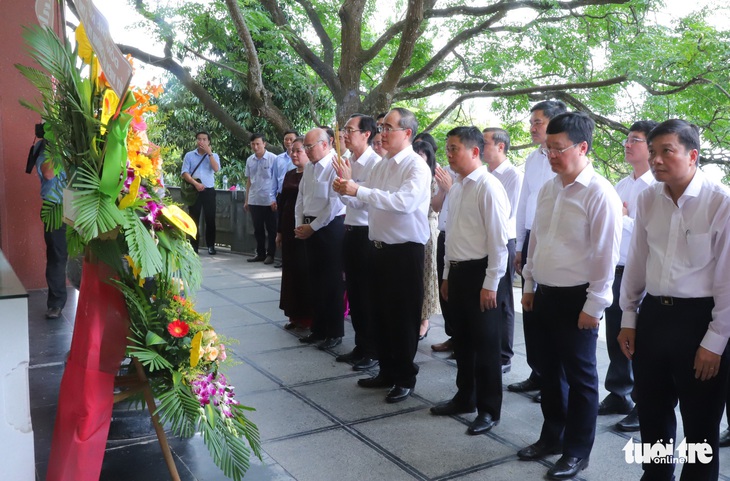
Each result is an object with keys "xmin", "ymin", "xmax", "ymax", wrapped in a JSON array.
[
  {"xmin": 628, "ymin": 120, "xmax": 659, "ymax": 138},
  {"xmin": 349, "ymin": 114, "xmax": 377, "ymax": 145},
  {"xmin": 376, "ymin": 112, "xmax": 387, "ymax": 121},
  {"xmin": 413, "ymin": 140, "xmax": 436, "ymax": 176},
  {"xmin": 283, "ymin": 130, "xmax": 299, "ymax": 138},
  {"xmin": 482, "ymin": 127, "xmax": 511, "ymax": 153},
  {"xmin": 35, "ymin": 123, "xmax": 45, "ymax": 139},
  {"xmin": 250, "ymin": 133, "xmax": 266, "ymax": 143},
  {"xmin": 447, "ymin": 126, "xmax": 485, "ymax": 158},
  {"xmin": 545, "ymin": 112, "xmax": 595, "ymax": 154},
  {"xmin": 531, "ymin": 100, "xmax": 568, "ymax": 120},
  {"xmin": 414, "ymin": 132, "xmax": 438, "ymax": 153},
  {"xmin": 196, "ymin": 130, "xmax": 211, "ymax": 142},
  {"xmin": 647, "ymin": 119, "xmax": 701, "ymax": 154}
]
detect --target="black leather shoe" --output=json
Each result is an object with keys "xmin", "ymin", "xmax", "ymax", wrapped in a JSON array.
[
  {"xmin": 547, "ymin": 455, "xmax": 589, "ymax": 479},
  {"xmin": 317, "ymin": 337, "xmax": 342, "ymax": 350},
  {"xmin": 532, "ymin": 392, "xmax": 542, "ymax": 403},
  {"xmin": 264, "ymin": 255, "xmax": 274, "ymax": 265},
  {"xmin": 598, "ymin": 394, "xmax": 633, "ymax": 415},
  {"xmin": 430, "ymin": 400, "xmax": 476, "ymax": 416},
  {"xmin": 720, "ymin": 428, "xmax": 730, "ymax": 448},
  {"xmin": 517, "ymin": 440, "xmax": 562, "ymax": 461},
  {"xmin": 615, "ymin": 406, "xmax": 640, "ymax": 432},
  {"xmin": 353, "ymin": 358, "xmax": 379, "ymax": 371},
  {"xmin": 468, "ymin": 412, "xmax": 498, "ymax": 435},
  {"xmin": 208, "ymin": 246, "xmax": 217, "ymax": 255},
  {"xmin": 357, "ymin": 375, "xmax": 393, "ymax": 388},
  {"xmin": 46, "ymin": 307, "xmax": 62, "ymax": 319},
  {"xmin": 299, "ymin": 333, "xmax": 324, "ymax": 344},
  {"xmin": 385, "ymin": 386, "xmax": 412, "ymax": 403},
  {"xmin": 508, "ymin": 378, "xmax": 540, "ymax": 392},
  {"xmin": 247, "ymin": 255, "xmax": 265, "ymax": 262},
  {"xmin": 274, "ymin": 261, "xmax": 282, "ymax": 268}
]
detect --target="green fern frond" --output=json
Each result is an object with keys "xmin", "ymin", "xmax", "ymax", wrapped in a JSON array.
[
  {"xmin": 40, "ymin": 201, "xmax": 63, "ymax": 232},
  {"xmin": 120, "ymin": 210, "xmax": 165, "ymax": 278}
]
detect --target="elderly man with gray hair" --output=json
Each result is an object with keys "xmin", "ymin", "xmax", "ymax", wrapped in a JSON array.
[{"xmin": 334, "ymin": 108, "xmax": 432, "ymax": 404}]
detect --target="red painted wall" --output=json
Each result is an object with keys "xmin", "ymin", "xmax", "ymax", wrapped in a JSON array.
[{"xmin": 0, "ymin": 0, "xmax": 60, "ymax": 289}]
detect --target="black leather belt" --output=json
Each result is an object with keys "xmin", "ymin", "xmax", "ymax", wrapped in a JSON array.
[
  {"xmin": 449, "ymin": 257, "xmax": 487, "ymax": 269},
  {"xmin": 616, "ymin": 265, "xmax": 625, "ymax": 275},
  {"xmin": 646, "ymin": 294, "xmax": 713, "ymax": 308},
  {"xmin": 345, "ymin": 225, "xmax": 368, "ymax": 232}
]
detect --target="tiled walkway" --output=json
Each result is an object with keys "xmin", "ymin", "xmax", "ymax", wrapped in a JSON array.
[{"xmin": 30, "ymin": 249, "xmax": 730, "ymax": 480}]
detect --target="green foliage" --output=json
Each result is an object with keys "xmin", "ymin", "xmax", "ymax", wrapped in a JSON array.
[{"xmin": 40, "ymin": 200, "xmax": 63, "ymax": 232}]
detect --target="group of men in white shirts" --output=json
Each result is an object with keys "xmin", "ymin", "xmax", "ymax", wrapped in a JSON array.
[{"xmin": 260, "ymin": 101, "xmax": 728, "ymax": 481}]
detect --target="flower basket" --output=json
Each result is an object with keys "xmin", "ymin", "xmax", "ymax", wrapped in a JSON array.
[{"xmin": 17, "ymin": 24, "xmax": 261, "ymax": 481}]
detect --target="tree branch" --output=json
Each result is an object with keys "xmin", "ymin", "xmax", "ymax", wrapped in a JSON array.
[
  {"xmin": 395, "ymin": 81, "xmax": 501, "ymax": 101},
  {"xmin": 224, "ymin": 0, "xmax": 291, "ymax": 135},
  {"xmin": 118, "ymin": 44, "xmax": 252, "ymax": 142},
  {"xmin": 295, "ymin": 0, "xmax": 334, "ymax": 66},
  {"xmin": 422, "ymin": 76, "xmax": 627, "ymax": 131},
  {"xmin": 259, "ymin": 0, "xmax": 339, "ymax": 96}
]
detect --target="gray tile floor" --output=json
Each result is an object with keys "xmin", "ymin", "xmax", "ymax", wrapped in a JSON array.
[{"xmin": 29, "ymin": 249, "xmax": 730, "ymax": 480}]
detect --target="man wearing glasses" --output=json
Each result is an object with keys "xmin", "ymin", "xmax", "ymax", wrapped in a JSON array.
[
  {"xmin": 518, "ymin": 112, "xmax": 621, "ymax": 480},
  {"xmin": 333, "ymin": 114, "xmax": 381, "ymax": 371},
  {"xmin": 333, "ymin": 108, "xmax": 431, "ymax": 403},
  {"xmin": 295, "ymin": 128, "xmax": 346, "ymax": 349},
  {"xmin": 597, "ymin": 121, "xmax": 657, "ymax": 433},
  {"xmin": 509, "ymin": 100, "xmax": 567, "ymax": 402}
]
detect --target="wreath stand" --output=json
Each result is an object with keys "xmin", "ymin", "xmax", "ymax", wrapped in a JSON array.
[{"xmin": 113, "ymin": 357, "xmax": 181, "ymax": 481}]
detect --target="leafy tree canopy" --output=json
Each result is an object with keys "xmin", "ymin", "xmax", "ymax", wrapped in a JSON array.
[{"xmin": 67, "ymin": 0, "xmax": 730, "ymax": 181}]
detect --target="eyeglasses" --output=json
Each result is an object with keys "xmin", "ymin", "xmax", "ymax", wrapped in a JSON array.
[
  {"xmin": 377, "ymin": 126, "xmax": 407, "ymax": 134},
  {"xmin": 343, "ymin": 128, "xmax": 363, "ymax": 134},
  {"xmin": 540, "ymin": 143, "xmax": 579, "ymax": 157},
  {"xmin": 622, "ymin": 137, "xmax": 647, "ymax": 147},
  {"xmin": 303, "ymin": 140, "xmax": 324, "ymax": 151}
]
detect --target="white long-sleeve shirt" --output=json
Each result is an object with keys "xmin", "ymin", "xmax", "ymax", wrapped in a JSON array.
[
  {"xmin": 489, "ymin": 160, "xmax": 523, "ymax": 240},
  {"xmin": 614, "ymin": 169, "xmax": 655, "ymax": 266},
  {"xmin": 443, "ymin": 166, "xmax": 510, "ymax": 291},
  {"xmin": 523, "ymin": 163, "xmax": 622, "ymax": 318},
  {"xmin": 294, "ymin": 152, "xmax": 345, "ymax": 231},
  {"xmin": 351, "ymin": 145, "xmax": 432, "ymax": 245},
  {"xmin": 341, "ymin": 147, "xmax": 381, "ymax": 227},
  {"xmin": 516, "ymin": 149, "xmax": 555, "ymax": 251},
  {"xmin": 620, "ymin": 169, "xmax": 730, "ymax": 355}
]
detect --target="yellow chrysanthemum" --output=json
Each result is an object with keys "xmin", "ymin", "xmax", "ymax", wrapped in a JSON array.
[
  {"xmin": 130, "ymin": 154, "xmax": 155, "ymax": 178},
  {"xmin": 162, "ymin": 205, "xmax": 197, "ymax": 238},
  {"xmin": 75, "ymin": 23, "xmax": 93, "ymax": 64}
]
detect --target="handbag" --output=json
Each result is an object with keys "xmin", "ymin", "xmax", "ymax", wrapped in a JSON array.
[{"xmin": 180, "ymin": 154, "xmax": 208, "ymax": 206}]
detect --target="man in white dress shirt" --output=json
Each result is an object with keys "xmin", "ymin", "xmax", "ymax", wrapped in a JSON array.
[
  {"xmin": 295, "ymin": 128, "xmax": 346, "ymax": 349},
  {"xmin": 509, "ymin": 100, "xmax": 568, "ymax": 400},
  {"xmin": 518, "ymin": 112, "xmax": 622, "ymax": 480},
  {"xmin": 429, "ymin": 126, "xmax": 510, "ymax": 436},
  {"xmin": 333, "ymin": 108, "xmax": 431, "ymax": 403},
  {"xmin": 598, "ymin": 120, "xmax": 657, "ymax": 433},
  {"xmin": 618, "ymin": 119, "xmax": 730, "ymax": 481},
  {"xmin": 483, "ymin": 127, "xmax": 523, "ymax": 374},
  {"xmin": 333, "ymin": 114, "xmax": 381, "ymax": 371}
]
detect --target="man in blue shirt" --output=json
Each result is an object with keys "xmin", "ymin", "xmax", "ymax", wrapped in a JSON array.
[
  {"xmin": 181, "ymin": 131, "xmax": 221, "ymax": 254},
  {"xmin": 245, "ymin": 133, "xmax": 279, "ymax": 264},
  {"xmin": 34, "ymin": 123, "xmax": 68, "ymax": 319}
]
